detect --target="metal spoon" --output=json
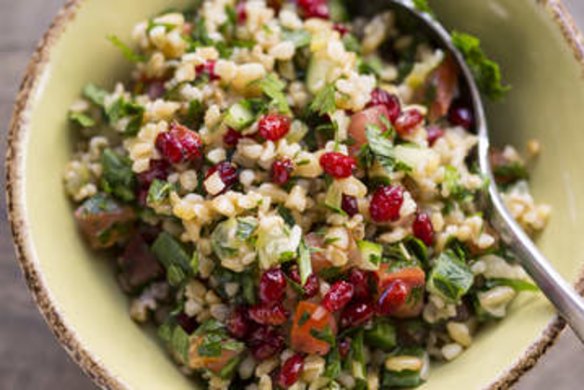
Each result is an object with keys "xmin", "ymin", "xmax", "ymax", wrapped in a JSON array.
[{"xmin": 368, "ymin": 0, "xmax": 584, "ymax": 341}]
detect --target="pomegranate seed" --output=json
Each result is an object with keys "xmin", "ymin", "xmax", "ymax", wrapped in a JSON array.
[
  {"xmin": 340, "ymin": 300, "xmax": 374, "ymax": 328},
  {"xmin": 271, "ymin": 158, "xmax": 294, "ymax": 185},
  {"xmin": 426, "ymin": 125, "xmax": 445, "ymax": 146},
  {"xmin": 248, "ymin": 326, "xmax": 285, "ymax": 360},
  {"xmin": 449, "ymin": 106, "xmax": 473, "ymax": 130},
  {"xmin": 236, "ymin": 1, "xmax": 247, "ymax": 23},
  {"xmin": 223, "ymin": 128, "xmax": 243, "ymax": 148},
  {"xmin": 339, "ymin": 338, "xmax": 352, "ymax": 358},
  {"xmin": 322, "ymin": 281, "xmax": 354, "ymax": 312},
  {"xmin": 297, "ymin": 0, "xmax": 330, "ymax": 19},
  {"xmin": 369, "ymin": 185, "xmax": 405, "ymax": 223},
  {"xmin": 289, "ymin": 267, "xmax": 320, "ymax": 298},
  {"xmin": 155, "ymin": 123, "xmax": 203, "ymax": 165},
  {"xmin": 341, "ymin": 194, "xmax": 359, "ymax": 217},
  {"xmin": 395, "ymin": 109, "xmax": 424, "ymax": 136},
  {"xmin": 205, "ymin": 161, "xmax": 239, "ymax": 191},
  {"xmin": 348, "ymin": 268, "xmax": 371, "ymax": 299},
  {"xmin": 277, "ymin": 354, "xmax": 304, "ymax": 387},
  {"xmin": 137, "ymin": 159, "xmax": 171, "ymax": 197},
  {"xmin": 319, "ymin": 152, "xmax": 356, "ymax": 179},
  {"xmin": 249, "ymin": 302, "xmax": 289, "ymax": 325},
  {"xmin": 195, "ymin": 61, "xmax": 219, "ymax": 81},
  {"xmin": 367, "ymin": 88, "xmax": 401, "ymax": 123},
  {"xmin": 333, "ymin": 23, "xmax": 350, "ymax": 36},
  {"xmin": 413, "ymin": 212, "xmax": 435, "ymax": 246},
  {"xmin": 377, "ymin": 280, "xmax": 408, "ymax": 316},
  {"xmin": 175, "ymin": 312, "xmax": 197, "ymax": 334},
  {"xmin": 258, "ymin": 114, "xmax": 291, "ymax": 141},
  {"xmin": 259, "ymin": 268, "xmax": 287, "ymax": 303},
  {"xmin": 226, "ymin": 307, "xmax": 251, "ymax": 339}
]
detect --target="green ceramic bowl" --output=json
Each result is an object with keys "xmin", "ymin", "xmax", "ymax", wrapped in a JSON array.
[{"xmin": 7, "ymin": 0, "xmax": 584, "ymax": 389}]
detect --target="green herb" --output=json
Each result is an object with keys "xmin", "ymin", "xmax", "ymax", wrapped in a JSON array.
[
  {"xmin": 242, "ymin": 272, "xmax": 257, "ymax": 305},
  {"xmin": 493, "ymin": 162, "xmax": 529, "ymax": 184},
  {"xmin": 427, "ymin": 251, "xmax": 474, "ymax": 302},
  {"xmin": 107, "ymin": 34, "xmax": 146, "ymax": 63},
  {"xmin": 83, "ymin": 84, "xmax": 108, "ymax": 107},
  {"xmin": 310, "ymin": 326, "xmax": 336, "ymax": 346},
  {"xmin": 190, "ymin": 250, "xmax": 200, "ymax": 275},
  {"xmin": 325, "ymin": 346, "xmax": 342, "ymax": 379},
  {"xmin": 277, "ymin": 205, "xmax": 296, "ymax": 227},
  {"xmin": 170, "ymin": 325, "xmax": 190, "ymax": 364},
  {"xmin": 100, "ymin": 148, "xmax": 136, "ymax": 202},
  {"xmin": 350, "ymin": 330, "xmax": 366, "ymax": 381},
  {"xmin": 235, "ymin": 217, "xmax": 258, "ymax": 240},
  {"xmin": 364, "ymin": 320, "xmax": 397, "ymax": 351},
  {"xmin": 343, "ymin": 34, "xmax": 361, "ymax": 53},
  {"xmin": 358, "ymin": 56, "xmax": 383, "ymax": 76},
  {"xmin": 366, "ymin": 124, "xmax": 397, "ymax": 174},
  {"xmin": 297, "ymin": 240, "xmax": 313, "ymax": 286},
  {"xmin": 258, "ymin": 74, "xmax": 290, "ymax": 114},
  {"xmin": 310, "ymin": 84, "xmax": 337, "ymax": 116},
  {"xmin": 318, "ymin": 266, "xmax": 344, "ymax": 282},
  {"xmin": 69, "ymin": 111, "xmax": 96, "ymax": 128},
  {"xmin": 382, "ymin": 368, "xmax": 423, "ymax": 388},
  {"xmin": 486, "ymin": 278, "xmax": 539, "ymax": 292},
  {"xmin": 152, "ymin": 232, "xmax": 193, "ymax": 286},
  {"xmin": 183, "ymin": 100, "xmax": 205, "ymax": 129},
  {"xmin": 298, "ymin": 310, "xmax": 311, "ymax": 327},
  {"xmin": 452, "ymin": 31, "xmax": 510, "ymax": 100},
  {"xmin": 413, "ymin": 0, "xmax": 433, "ymax": 14},
  {"xmin": 147, "ymin": 179, "xmax": 173, "ymax": 205},
  {"xmin": 219, "ymin": 356, "xmax": 243, "ymax": 379},
  {"xmin": 198, "ymin": 333, "xmax": 224, "ymax": 357},
  {"xmin": 283, "ymin": 29, "xmax": 312, "ymax": 48},
  {"xmin": 443, "ymin": 165, "xmax": 472, "ymax": 201},
  {"xmin": 106, "ymin": 98, "xmax": 144, "ymax": 135}
]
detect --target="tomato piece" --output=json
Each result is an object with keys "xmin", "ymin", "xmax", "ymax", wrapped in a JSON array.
[
  {"xmin": 291, "ymin": 301, "xmax": 337, "ymax": 356},
  {"xmin": 348, "ymin": 105, "xmax": 391, "ymax": 155},
  {"xmin": 189, "ymin": 336, "xmax": 241, "ymax": 374},
  {"xmin": 427, "ymin": 56, "xmax": 459, "ymax": 122},
  {"xmin": 375, "ymin": 265, "xmax": 426, "ymax": 318}
]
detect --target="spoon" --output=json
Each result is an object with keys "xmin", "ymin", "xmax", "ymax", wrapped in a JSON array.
[{"xmin": 372, "ymin": 0, "xmax": 584, "ymax": 341}]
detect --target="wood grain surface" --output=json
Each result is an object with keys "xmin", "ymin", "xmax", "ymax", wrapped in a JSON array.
[{"xmin": 1, "ymin": 1, "xmax": 584, "ymax": 389}]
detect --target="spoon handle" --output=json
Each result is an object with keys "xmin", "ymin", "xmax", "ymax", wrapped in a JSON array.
[{"xmin": 488, "ymin": 187, "xmax": 584, "ymax": 342}]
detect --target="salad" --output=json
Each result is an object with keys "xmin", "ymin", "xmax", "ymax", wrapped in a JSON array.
[{"xmin": 63, "ymin": 0, "xmax": 551, "ymax": 389}]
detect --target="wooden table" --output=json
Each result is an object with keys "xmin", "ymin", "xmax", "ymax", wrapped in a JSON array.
[{"xmin": 1, "ymin": 1, "xmax": 584, "ymax": 389}]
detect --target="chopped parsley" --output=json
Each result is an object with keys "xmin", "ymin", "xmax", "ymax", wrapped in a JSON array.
[
  {"xmin": 69, "ymin": 111, "xmax": 95, "ymax": 128},
  {"xmin": 297, "ymin": 239, "xmax": 313, "ymax": 286},
  {"xmin": 413, "ymin": 0, "xmax": 434, "ymax": 15},
  {"xmin": 365, "ymin": 124, "xmax": 397, "ymax": 173},
  {"xmin": 427, "ymin": 251, "xmax": 474, "ymax": 302},
  {"xmin": 452, "ymin": 31, "xmax": 511, "ymax": 100},
  {"xmin": 310, "ymin": 84, "xmax": 337, "ymax": 116},
  {"xmin": 107, "ymin": 35, "xmax": 146, "ymax": 63},
  {"xmin": 259, "ymin": 73, "xmax": 290, "ymax": 114},
  {"xmin": 100, "ymin": 148, "xmax": 136, "ymax": 202},
  {"xmin": 83, "ymin": 84, "xmax": 108, "ymax": 107},
  {"xmin": 105, "ymin": 98, "xmax": 144, "ymax": 135}
]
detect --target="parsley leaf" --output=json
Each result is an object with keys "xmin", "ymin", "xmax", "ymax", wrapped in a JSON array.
[
  {"xmin": 100, "ymin": 148, "xmax": 136, "ymax": 202},
  {"xmin": 452, "ymin": 31, "xmax": 510, "ymax": 100},
  {"xmin": 259, "ymin": 74, "xmax": 290, "ymax": 113},
  {"xmin": 170, "ymin": 325, "xmax": 190, "ymax": 364},
  {"xmin": 283, "ymin": 29, "xmax": 312, "ymax": 48},
  {"xmin": 413, "ymin": 0, "xmax": 433, "ymax": 14},
  {"xmin": 107, "ymin": 35, "xmax": 146, "ymax": 63},
  {"xmin": 310, "ymin": 84, "xmax": 337, "ymax": 116},
  {"xmin": 297, "ymin": 240, "xmax": 312, "ymax": 286},
  {"xmin": 427, "ymin": 251, "xmax": 474, "ymax": 302},
  {"xmin": 147, "ymin": 179, "xmax": 174, "ymax": 205},
  {"xmin": 83, "ymin": 84, "xmax": 108, "ymax": 107},
  {"xmin": 151, "ymin": 232, "xmax": 193, "ymax": 286},
  {"xmin": 69, "ymin": 112, "xmax": 95, "ymax": 128},
  {"xmin": 366, "ymin": 124, "xmax": 397, "ymax": 173},
  {"xmin": 106, "ymin": 98, "xmax": 144, "ymax": 135}
]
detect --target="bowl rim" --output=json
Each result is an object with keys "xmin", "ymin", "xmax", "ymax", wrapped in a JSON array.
[{"xmin": 5, "ymin": 0, "xmax": 584, "ymax": 389}]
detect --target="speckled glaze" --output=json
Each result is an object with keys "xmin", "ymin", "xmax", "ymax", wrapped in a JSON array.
[{"xmin": 6, "ymin": 1, "xmax": 584, "ymax": 389}]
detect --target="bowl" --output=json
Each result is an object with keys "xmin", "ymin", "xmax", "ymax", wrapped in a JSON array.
[{"xmin": 7, "ymin": 0, "xmax": 584, "ymax": 389}]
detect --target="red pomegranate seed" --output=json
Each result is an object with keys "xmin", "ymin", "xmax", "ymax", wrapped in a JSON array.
[
  {"xmin": 258, "ymin": 114, "xmax": 291, "ymax": 141},
  {"xmin": 259, "ymin": 268, "xmax": 287, "ymax": 303},
  {"xmin": 249, "ymin": 302, "xmax": 289, "ymax": 325},
  {"xmin": 176, "ymin": 312, "xmax": 197, "ymax": 335},
  {"xmin": 226, "ymin": 307, "xmax": 251, "ymax": 339},
  {"xmin": 339, "ymin": 338, "xmax": 351, "ymax": 358},
  {"xmin": 236, "ymin": 1, "xmax": 247, "ymax": 23},
  {"xmin": 271, "ymin": 158, "xmax": 294, "ymax": 185},
  {"xmin": 413, "ymin": 212, "xmax": 435, "ymax": 246},
  {"xmin": 426, "ymin": 125, "xmax": 445, "ymax": 146},
  {"xmin": 377, "ymin": 280, "xmax": 408, "ymax": 316},
  {"xmin": 333, "ymin": 23, "xmax": 350, "ymax": 36},
  {"xmin": 449, "ymin": 106, "xmax": 473, "ymax": 130},
  {"xmin": 340, "ymin": 300, "xmax": 374, "ymax": 328},
  {"xmin": 367, "ymin": 88, "xmax": 401, "ymax": 123},
  {"xmin": 395, "ymin": 109, "xmax": 424, "ymax": 136},
  {"xmin": 341, "ymin": 194, "xmax": 359, "ymax": 217},
  {"xmin": 348, "ymin": 268, "xmax": 371, "ymax": 299},
  {"xmin": 137, "ymin": 159, "xmax": 171, "ymax": 189},
  {"xmin": 277, "ymin": 354, "xmax": 304, "ymax": 388},
  {"xmin": 223, "ymin": 128, "xmax": 243, "ymax": 148},
  {"xmin": 248, "ymin": 326, "xmax": 285, "ymax": 360},
  {"xmin": 322, "ymin": 281, "xmax": 354, "ymax": 312},
  {"xmin": 155, "ymin": 123, "xmax": 203, "ymax": 165},
  {"xmin": 369, "ymin": 185, "xmax": 405, "ymax": 223},
  {"xmin": 297, "ymin": 0, "xmax": 330, "ymax": 19},
  {"xmin": 195, "ymin": 61, "xmax": 219, "ymax": 81},
  {"xmin": 289, "ymin": 267, "xmax": 320, "ymax": 298},
  {"xmin": 205, "ymin": 161, "xmax": 239, "ymax": 191},
  {"xmin": 319, "ymin": 152, "xmax": 356, "ymax": 179}
]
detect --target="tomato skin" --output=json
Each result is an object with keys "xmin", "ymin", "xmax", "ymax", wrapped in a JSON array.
[
  {"xmin": 427, "ymin": 55, "xmax": 459, "ymax": 122},
  {"xmin": 348, "ymin": 105, "xmax": 391, "ymax": 155},
  {"xmin": 291, "ymin": 301, "xmax": 337, "ymax": 356},
  {"xmin": 375, "ymin": 265, "xmax": 426, "ymax": 318},
  {"xmin": 188, "ymin": 336, "xmax": 240, "ymax": 374}
]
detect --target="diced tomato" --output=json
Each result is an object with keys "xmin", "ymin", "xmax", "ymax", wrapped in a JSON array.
[
  {"xmin": 291, "ymin": 301, "xmax": 337, "ymax": 356},
  {"xmin": 348, "ymin": 105, "xmax": 391, "ymax": 155},
  {"xmin": 375, "ymin": 264, "xmax": 426, "ymax": 318},
  {"xmin": 427, "ymin": 56, "xmax": 459, "ymax": 122},
  {"xmin": 189, "ymin": 336, "xmax": 241, "ymax": 374},
  {"xmin": 305, "ymin": 233, "xmax": 334, "ymax": 273}
]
